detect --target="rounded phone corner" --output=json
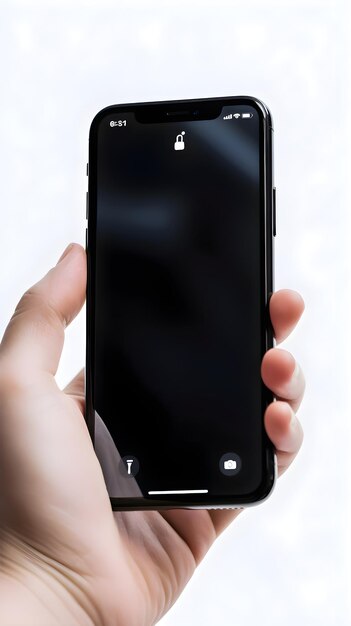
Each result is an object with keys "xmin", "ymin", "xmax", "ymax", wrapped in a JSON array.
[
  {"xmin": 233, "ymin": 449, "xmax": 277, "ymax": 510},
  {"xmin": 88, "ymin": 104, "xmax": 118, "ymax": 143},
  {"xmin": 250, "ymin": 451, "xmax": 277, "ymax": 507},
  {"xmin": 244, "ymin": 95, "xmax": 274, "ymax": 131}
]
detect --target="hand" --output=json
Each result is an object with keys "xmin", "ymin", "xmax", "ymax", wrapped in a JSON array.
[{"xmin": 0, "ymin": 243, "xmax": 305, "ymax": 626}]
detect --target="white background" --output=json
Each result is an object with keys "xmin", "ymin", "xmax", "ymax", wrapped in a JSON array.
[{"xmin": 0, "ymin": 0, "xmax": 350, "ymax": 624}]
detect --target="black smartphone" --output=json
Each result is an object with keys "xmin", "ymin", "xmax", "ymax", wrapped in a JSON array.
[{"xmin": 85, "ymin": 95, "xmax": 277, "ymax": 510}]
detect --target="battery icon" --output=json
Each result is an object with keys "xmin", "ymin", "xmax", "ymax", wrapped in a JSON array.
[{"xmin": 242, "ymin": 113, "xmax": 253, "ymax": 119}]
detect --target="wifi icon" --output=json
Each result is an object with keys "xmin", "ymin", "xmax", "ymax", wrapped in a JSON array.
[{"xmin": 233, "ymin": 113, "xmax": 241, "ymax": 119}]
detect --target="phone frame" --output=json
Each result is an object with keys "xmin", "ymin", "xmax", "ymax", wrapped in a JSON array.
[{"xmin": 85, "ymin": 95, "xmax": 277, "ymax": 511}]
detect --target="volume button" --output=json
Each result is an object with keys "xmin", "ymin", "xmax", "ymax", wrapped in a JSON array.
[
  {"xmin": 272, "ymin": 187, "xmax": 277, "ymax": 237},
  {"xmin": 86, "ymin": 191, "xmax": 89, "ymax": 220}
]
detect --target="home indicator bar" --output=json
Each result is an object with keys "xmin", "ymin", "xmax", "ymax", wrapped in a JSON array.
[{"xmin": 148, "ymin": 489, "xmax": 209, "ymax": 495}]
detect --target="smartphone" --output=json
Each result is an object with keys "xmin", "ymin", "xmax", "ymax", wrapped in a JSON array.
[{"xmin": 85, "ymin": 95, "xmax": 277, "ymax": 510}]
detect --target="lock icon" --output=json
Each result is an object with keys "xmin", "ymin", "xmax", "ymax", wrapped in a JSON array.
[{"xmin": 174, "ymin": 132, "xmax": 185, "ymax": 151}]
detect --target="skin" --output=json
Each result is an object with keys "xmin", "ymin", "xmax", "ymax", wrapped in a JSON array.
[{"xmin": 0, "ymin": 243, "xmax": 305, "ymax": 626}]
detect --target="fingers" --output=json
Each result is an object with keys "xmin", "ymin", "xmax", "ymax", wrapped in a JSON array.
[
  {"xmin": 264, "ymin": 400, "xmax": 304, "ymax": 476},
  {"xmin": 261, "ymin": 348, "xmax": 305, "ymax": 413},
  {"xmin": 269, "ymin": 289, "xmax": 305, "ymax": 344},
  {"xmin": 264, "ymin": 289, "xmax": 305, "ymax": 471},
  {"xmin": 0, "ymin": 243, "xmax": 86, "ymax": 379}
]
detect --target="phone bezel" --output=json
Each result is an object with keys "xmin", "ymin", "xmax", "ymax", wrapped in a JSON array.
[{"xmin": 85, "ymin": 95, "xmax": 276, "ymax": 510}]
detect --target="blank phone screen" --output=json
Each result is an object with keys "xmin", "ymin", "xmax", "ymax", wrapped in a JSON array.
[{"xmin": 88, "ymin": 100, "xmax": 273, "ymax": 506}]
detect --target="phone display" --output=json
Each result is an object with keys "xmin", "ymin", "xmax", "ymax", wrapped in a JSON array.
[{"xmin": 86, "ymin": 96, "xmax": 276, "ymax": 509}]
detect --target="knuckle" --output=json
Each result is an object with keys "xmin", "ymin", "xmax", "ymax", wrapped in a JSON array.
[
  {"xmin": 14, "ymin": 288, "xmax": 65, "ymax": 335},
  {"xmin": 14, "ymin": 287, "xmax": 42, "ymax": 314}
]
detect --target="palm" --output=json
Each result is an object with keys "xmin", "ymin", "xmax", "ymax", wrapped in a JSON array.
[
  {"xmin": 112, "ymin": 508, "xmax": 209, "ymax": 623},
  {"xmin": 0, "ymin": 372, "xmax": 213, "ymax": 624},
  {"xmin": 59, "ymin": 373, "xmax": 237, "ymax": 624}
]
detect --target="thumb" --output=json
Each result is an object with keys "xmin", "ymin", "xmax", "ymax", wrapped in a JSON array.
[{"xmin": 0, "ymin": 243, "xmax": 86, "ymax": 378}]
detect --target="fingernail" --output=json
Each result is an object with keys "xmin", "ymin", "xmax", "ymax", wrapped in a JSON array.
[
  {"xmin": 292, "ymin": 361, "xmax": 300, "ymax": 381},
  {"xmin": 56, "ymin": 243, "xmax": 74, "ymax": 265},
  {"xmin": 289, "ymin": 404, "xmax": 297, "ymax": 427}
]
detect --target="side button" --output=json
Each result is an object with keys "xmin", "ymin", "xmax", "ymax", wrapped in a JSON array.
[
  {"xmin": 86, "ymin": 162, "xmax": 89, "ymax": 176},
  {"xmin": 86, "ymin": 191, "xmax": 89, "ymax": 220},
  {"xmin": 273, "ymin": 187, "xmax": 277, "ymax": 237},
  {"xmin": 85, "ymin": 228, "xmax": 88, "ymax": 251}
]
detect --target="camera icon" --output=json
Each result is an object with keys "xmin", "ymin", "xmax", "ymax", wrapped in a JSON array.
[
  {"xmin": 224, "ymin": 459, "xmax": 237, "ymax": 470},
  {"xmin": 219, "ymin": 452, "xmax": 241, "ymax": 476}
]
